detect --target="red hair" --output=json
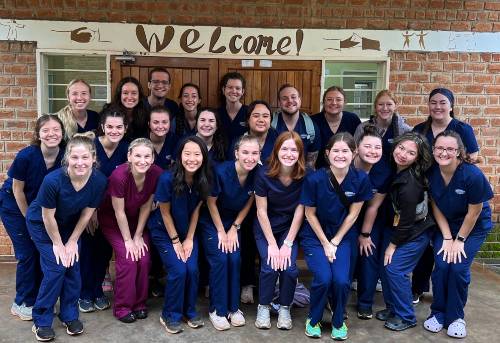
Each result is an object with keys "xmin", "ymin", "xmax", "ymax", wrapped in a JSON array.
[{"xmin": 266, "ymin": 131, "xmax": 306, "ymax": 180}]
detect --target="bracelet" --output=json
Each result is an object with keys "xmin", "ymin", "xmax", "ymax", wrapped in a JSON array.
[
  {"xmin": 283, "ymin": 239, "xmax": 293, "ymax": 248},
  {"xmin": 170, "ymin": 235, "xmax": 179, "ymax": 242},
  {"xmin": 443, "ymin": 237, "xmax": 453, "ymax": 241}
]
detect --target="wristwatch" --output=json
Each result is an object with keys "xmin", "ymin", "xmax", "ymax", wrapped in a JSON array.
[
  {"xmin": 360, "ymin": 232, "xmax": 370, "ymax": 238},
  {"xmin": 283, "ymin": 239, "xmax": 293, "ymax": 248},
  {"xmin": 456, "ymin": 235, "xmax": 466, "ymax": 242},
  {"xmin": 232, "ymin": 223, "xmax": 241, "ymax": 230}
]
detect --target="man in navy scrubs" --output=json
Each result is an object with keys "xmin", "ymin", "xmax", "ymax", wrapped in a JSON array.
[{"xmin": 143, "ymin": 67, "xmax": 180, "ymax": 121}]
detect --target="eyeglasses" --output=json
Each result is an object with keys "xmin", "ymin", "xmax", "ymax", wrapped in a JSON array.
[
  {"xmin": 433, "ymin": 146, "xmax": 458, "ymax": 154},
  {"xmin": 150, "ymin": 80, "xmax": 170, "ymax": 85}
]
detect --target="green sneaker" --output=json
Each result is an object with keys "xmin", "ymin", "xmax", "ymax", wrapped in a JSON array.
[
  {"xmin": 305, "ymin": 318, "xmax": 321, "ymax": 338},
  {"xmin": 331, "ymin": 322, "xmax": 348, "ymax": 340}
]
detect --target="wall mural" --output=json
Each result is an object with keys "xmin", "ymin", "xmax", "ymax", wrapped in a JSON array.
[{"xmin": 0, "ymin": 20, "xmax": 498, "ymax": 57}]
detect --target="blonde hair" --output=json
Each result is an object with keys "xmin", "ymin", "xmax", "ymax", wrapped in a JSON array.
[
  {"xmin": 56, "ymin": 79, "xmax": 92, "ymax": 141},
  {"xmin": 62, "ymin": 131, "xmax": 97, "ymax": 170},
  {"xmin": 128, "ymin": 138, "xmax": 154, "ymax": 156}
]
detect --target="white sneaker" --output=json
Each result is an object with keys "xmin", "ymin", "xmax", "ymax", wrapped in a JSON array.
[
  {"xmin": 228, "ymin": 309, "xmax": 246, "ymax": 327},
  {"xmin": 376, "ymin": 279, "xmax": 383, "ymax": 292},
  {"xmin": 277, "ymin": 305, "xmax": 292, "ymax": 330},
  {"xmin": 209, "ymin": 311, "xmax": 230, "ymax": 331},
  {"xmin": 11, "ymin": 302, "xmax": 33, "ymax": 321},
  {"xmin": 255, "ymin": 304, "xmax": 271, "ymax": 329},
  {"xmin": 240, "ymin": 285, "xmax": 254, "ymax": 304}
]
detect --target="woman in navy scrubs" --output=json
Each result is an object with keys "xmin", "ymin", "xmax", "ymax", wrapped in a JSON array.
[
  {"xmin": 411, "ymin": 88, "xmax": 480, "ymax": 303},
  {"xmin": 218, "ymin": 72, "xmax": 248, "ymax": 143},
  {"xmin": 313, "ymin": 86, "xmax": 361, "ymax": 169},
  {"xmin": 423, "ymin": 131, "xmax": 493, "ymax": 338},
  {"xmin": 149, "ymin": 105, "xmax": 177, "ymax": 170},
  {"xmin": 195, "ymin": 108, "xmax": 227, "ymax": 165},
  {"xmin": 148, "ymin": 136, "xmax": 212, "ymax": 334},
  {"xmin": 57, "ymin": 79, "xmax": 99, "ymax": 141},
  {"xmin": 254, "ymin": 131, "xmax": 306, "ymax": 331},
  {"xmin": 175, "ymin": 83, "xmax": 202, "ymax": 139},
  {"xmin": 377, "ymin": 132, "xmax": 434, "ymax": 332},
  {"xmin": 0, "ymin": 115, "xmax": 64, "ymax": 321},
  {"xmin": 300, "ymin": 133, "xmax": 372, "ymax": 340},
  {"xmin": 353, "ymin": 125, "xmax": 392, "ymax": 320},
  {"xmin": 26, "ymin": 132, "xmax": 107, "ymax": 341},
  {"xmin": 200, "ymin": 135, "xmax": 260, "ymax": 330},
  {"xmin": 79, "ymin": 106, "xmax": 129, "ymax": 313}
]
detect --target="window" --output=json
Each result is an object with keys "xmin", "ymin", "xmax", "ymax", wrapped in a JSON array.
[
  {"xmin": 40, "ymin": 54, "xmax": 108, "ymax": 113},
  {"xmin": 323, "ymin": 61, "xmax": 387, "ymax": 119}
]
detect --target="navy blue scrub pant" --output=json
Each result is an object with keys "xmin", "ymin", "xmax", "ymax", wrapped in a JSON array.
[
  {"xmin": 380, "ymin": 229, "xmax": 431, "ymax": 324},
  {"xmin": 150, "ymin": 227, "xmax": 199, "ymax": 323},
  {"xmin": 357, "ymin": 223, "xmax": 387, "ymax": 311},
  {"xmin": 0, "ymin": 207, "xmax": 41, "ymax": 307},
  {"xmin": 255, "ymin": 229, "xmax": 298, "ymax": 306},
  {"xmin": 430, "ymin": 229, "xmax": 487, "ymax": 327},
  {"xmin": 200, "ymin": 225, "xmax": 241, "ymax": 316},
  {"xmin": 79, "ymin": 229, "xmax": 112, "ymax": 301},
  {"xmin": 28, "ymin": 223, "xmax": 80, "ymax": 328},
  {"xmin": 302, "ymin": 238, "xmax": 351, "ymax": 328}
]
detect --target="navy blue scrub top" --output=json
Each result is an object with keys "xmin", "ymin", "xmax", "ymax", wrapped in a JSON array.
[
  {"xmin": 0, "ymin": 145, "xmax": 64, "ymax": 211},
  {"xmin": 413, "ymin": 118, "xmax": 479, "ymax": 155},
  {"xmin": 201, "ymin": 161, "xmax": 256, "ymax": 228},
  {"xmin": 142, "ymin": 97, "xmax": 180, "ymax": 120},
  {"xmin": 77, "ymin": 109, "xmax": 100, "ymax": 133},
  {"xmin": 26, "ymin": 168, "xmax": 107, "ymax": 242},
  {"xmin": 254, "ymin": 166, "xmax": 304, "ymax": 234},
  {"xmin": 149, "ymin": 171, "xmax": 201, "ymax": 239},
  {"xmin": 274, "ymin": 113, "xmax": 321, "ymax": 155},
  {"xmin": 219, "ymin": 104, "xmax": 248, "ymax": 144},
  {"xmin": 153, "ymin": 133, "xmax": 177, "ymax": 170},
  {"xmin": 95, "ymin": 137, "xmax": 129, "ymax": 178},
  {"xmin": 428, "ymin": 163, "xmax": 493, "ymax": 235},
  {"xmin": 313, "ymin": 111, "xmax": 361, "ymax": 169},
  {"xmin": 299, "ymin": 167, "xmax": 373, "ymax": 242}
]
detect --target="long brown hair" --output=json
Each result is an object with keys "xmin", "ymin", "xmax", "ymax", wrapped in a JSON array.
[{"xmin": 266, "ymin": 131, "xmax": 306, "ymax": 180}]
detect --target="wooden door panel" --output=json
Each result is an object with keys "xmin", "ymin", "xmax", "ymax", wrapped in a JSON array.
[
  {"xmin": 218, "ymin": 59, "xmax": 322, "ymax": 115},
  {"xmin": 111, "ymin": 56, "xmax": 219, "ymax": 108}
]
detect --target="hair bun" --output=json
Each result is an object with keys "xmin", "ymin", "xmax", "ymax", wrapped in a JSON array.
[{"xmin": 72, "ymin": 131, "xmax": 96, "ymax": 140}]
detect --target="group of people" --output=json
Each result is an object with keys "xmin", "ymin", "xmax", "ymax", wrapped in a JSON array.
[{"xmin": 0, "ymin": 67, "xmax": 493, "ymax": 342}]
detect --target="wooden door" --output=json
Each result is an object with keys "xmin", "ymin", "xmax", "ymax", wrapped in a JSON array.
[
  {"xmin": 218, "ymin": 59, "xmax": 322, "ymax": 115},
  {"xmin": 110, "ymin": 56, "xmax": 220, "ymax": 107}
]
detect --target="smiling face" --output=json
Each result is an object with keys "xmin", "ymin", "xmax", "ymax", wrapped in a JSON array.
[
  {"xmin": 68, "ymin": 82, "xmax": 91, "ymax": 112},
  {"xmin": 357, "ymin": 135, "xmax": 383, "ymax": 165},
  {"xmin": 196, "ymin": 110, "xmax": 217, "ymax": 139},
  {"xmin": 326, "ymin": 140, "xmax": 354, "ymax": 170},
  {"xmin": 248, "ymin": 104, "xmax": 271, "ymax": 134},
  {"xmin": 323, "ymin": 90, "xmax": 345, "ymax": 116},
  {"xmin": 148, "ymin": 71, "xmax": 171, "ymax": 98},
  {"xmin": 121, "ymin": 82, "xmax": 139, "ymax": 109},
  {"xmin": 181, "ymin": 86, "xmax": 201, "ymax": 113},
  {"xmin": 39, "ymin": 119, "xmax": 63, "ymax": 149},
  {"xmin": 128, "ymin": 144, "xmax": 154, "ymax": 175},
  {"xmin": 235, "ymin": 141, "xmax": 260, "ymax": 172},
  {"xmin": 181, "ymin": 141, "xmax": 204, "ymax": 174},
  {"xmin": 67, "ymin": 144, "xmax": 95, "ymax": 178},
  {"xmin": 429, "ymin": 93, "xmax": 453, "ymax": 121},
  {"xmin": 393, "ymin": 139, "xmax": 418, "ymax": 168},
  {"xmin": 278, "ymin": 138, "xmax": 299, "ymax": 168},
  {"xmin": 433, "ymin": 135, "xmax": 460, "ymax": 167},
  {"xmin": 223, "ymin": 78, "xmax": 244, "ymax": 104},
  {"xmin": 375, "ymin": 94, "xmax": 397, "ymax": 121},
  {"xmin": 103, "ymin": 116, "xmax": 126, "ymax": 144},
  {"xmin": 279, "ymin": 87, "xmax": 301, "ymax": 116},
  {"xmin": 149, "ymin": 111, "xmax": 170, "ymax": 138}
]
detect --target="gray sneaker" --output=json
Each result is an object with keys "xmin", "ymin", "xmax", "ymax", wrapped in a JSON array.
[
  {"xmin": 11, "ymin": 302, "xmax": 33, "ymax": 321},
  {"xmin": 277, "ymin": 305, "xmax": 292, "ymax": 330},
  {"xmin": 255, "ymin": 304, "xmax": 271, "ymax": 329}
]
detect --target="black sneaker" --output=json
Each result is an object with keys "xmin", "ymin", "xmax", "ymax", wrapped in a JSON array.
[
  {"xmin": 32, "ymin": 325, "xmax": 55, "ymax": 342},
  {"xmin": 375, "ymin": 309, "xmax": 395, "ymax": 321},
  {"xmin": 118, "ymin": 312, "xmax": 136, "ymax": 324},
  {"xmin": 412, "ymin": 293, "xmax": 423, "ymax": 305},
  {"xmin": 160, "ymin": 315, "xmax": 183, "ymax": 334},
  {"xmin": 186, "ymin": 315, "xmax": 204, "ymax": 328},
  {"xmin": 357, "ymin": 308, "xmax": 373, "ymax": 320},
  {"xmin": 133, "ymin": 309, "xmax": 148, "ymax": 320},
  {"xmin": 384, "ymin": 316, "xmax": 417, "ymax": 331},
  {"xmin": 63, "ymin": 320, "xmax": 84, "ymax": 335}
]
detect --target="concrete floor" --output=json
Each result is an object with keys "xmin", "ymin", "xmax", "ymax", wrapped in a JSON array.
[{"xmin": 0, "ymin": 262, "xmax": 499, "ymax": 343}]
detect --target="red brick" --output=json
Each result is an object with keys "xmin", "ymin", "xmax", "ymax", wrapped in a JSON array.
[
  {"xmin": 453, "ymin": 73, "xmax": 473, "ymax": 83},
  {"xmin": 484, "ymin": 107, "xmax": 500, "ymax": 115},
  {"xmin": 472, "ymin": 22, "xmax": 493, "ymax": 32},
  {"xmin": 401, "ymin": 61, "xmax": 421, "ymax": 71},
  {"xmin": 14, "ymin": 76, "xmax": 36, "ymax": 87},
  {"xmin": 443, "ymin": 62, "xmax": 464, "ymax": 72},
  {"xmin": 432, "ymin": 74, "xmax": 452, "ymax": 83},
  {"xmin": 474, "ymin": 74, "xmax": 494, "ymax": 84},
  {"xmin": 3, "ymin": 98, "xmax": 26, "ymax": 108},
  {"xmin": 465, "ymin": 63, "xmax": 487, "ymax": 72},
  {"xmin": 488, "ymin": 64, "xmax": 500, "ymax": 73},
  {"xmin": 409, "ymin": 72, "xmax": 429, "ymax": 82},
  {"xmin": 422, "ymin": 61, "xmax": 443, "ymax": 72},
  {"xmin": 485, "ymin": 1, "xmax": 500, "ymax": 10}
]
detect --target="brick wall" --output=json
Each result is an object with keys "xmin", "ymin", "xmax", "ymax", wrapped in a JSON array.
[
  {"xmin": 0, "ymin": 41, "xmax": 37, "ymax": 256},
  {"xmin": 0, "ymin": 0, "xmax": 499, "ymax": 32}
]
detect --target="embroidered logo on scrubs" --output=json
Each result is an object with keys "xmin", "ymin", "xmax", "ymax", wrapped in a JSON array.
[
  {"xmin": 239, "ymin": 121, "xmax": 246, "ymax": 127},
  {"xmin": 387, "ymin": 138, "xmax": 394, "ymax": 143},
  {"xmin": 344, "ymin": 191, "xmax": 356, "ymax": 197},
  {"xmin": 372, "ymin": 188, "xmax": 378, "ymax": 194},
  {"xmin": 455, "ymin": 189, "xmax": 466, "ymax": 195}
]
